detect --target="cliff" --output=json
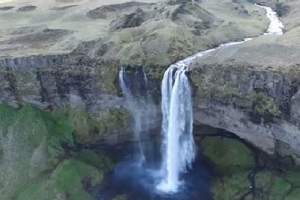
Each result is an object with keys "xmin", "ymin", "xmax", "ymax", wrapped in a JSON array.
[
  {"xmin": 190, "ymin": 0, "xmax": 300, "ymax": 163},
  {"xmin": 1, "ymin": 0, "xmax": 300, "ymax": 199}
]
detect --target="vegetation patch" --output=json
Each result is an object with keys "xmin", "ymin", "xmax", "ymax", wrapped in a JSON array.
[
  {"xmin": 251, "ymin": 92, "xmax": 281, "ymax": 117},
  {"xmin": 0, "ymin": 104, "xmax": 120, "ymax": 200},
  {"xmin": 201, "ymin": 134, "xmax": 300, "ymax": 200}
]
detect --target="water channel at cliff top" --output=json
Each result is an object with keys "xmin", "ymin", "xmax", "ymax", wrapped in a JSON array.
[{"xmin": 96, "ymin": 4, "xmax": 284, "ymax": 200}]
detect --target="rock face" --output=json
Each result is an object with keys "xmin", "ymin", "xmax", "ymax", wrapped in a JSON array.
[
  {"xmin": 0, "ymin": 105, "xmax": 115, "ymax": 200},
  {"xmin": 0, "ymin": 0, "xmax": 300, "ymax": 199},
  {"xmin": 190, "ymin": 60, "xmax": 300, "ymax": 163},
  {"xmin": 0, "ymin": 55, "xmax": 124, "ymax": 111},
  {"xmin": 0, "ymin": 0, "xmax": 298, "ymax": 162},
  {"xmin": 0, "ymin": 0, "xmax": 268, "ymax": 140},
  {"xmin": 197, "ymin": 130, "xmax": 300, "ymax": 200},
  {"xmin": 190, "ymin": 0, "xmax": 300, "ymax": 163},
  {"xmin": 0, "ymin": 0, "xmax": 299, "ymax": 163}
]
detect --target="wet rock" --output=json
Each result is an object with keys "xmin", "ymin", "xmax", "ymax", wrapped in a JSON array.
[
  {"xmin": 0, "ymin": 104, "xmax": 120, "ymax": 200},
  {"xmin": 200, "ymin": 134, "xmax": 300, "ymax": 200},
  {"xmin": 0, "ymin": 6, "xmax": 14, "ymax": 11},
  {"xmin": 168, "ymin": 0, "xmax": 202, "ymax": 5},
  {"xmin": 110, "ymin": 8, "xmax": 147, "ymax": 30},
  {"xmin": 17, "ymin": 5, "xmax": 37, "ymax": 12},
  {"xmin": 0, "ymin": 55, "xmax": 125, "ymax": 112},
  {"xmin": 202, "ymin": 137, "xmax": 254, "ymax": 170},
  {"xmin": 51, "ymin": 5, "xmax": 77, "ymax": 11},
  {"xmin": 190, "ymin": 58, "xmax": 300, "ymax": 164},
  {"xmin": 275, "ymin": 2, "xmax": 291, "ymax": 17},
  {"xmin": 86, "ymin": 2, "xmax": 147, "ymax": 19}
]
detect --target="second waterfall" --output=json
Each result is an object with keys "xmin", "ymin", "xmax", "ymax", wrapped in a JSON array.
[{"xmin": 158, "ymin": 66, "xmax": 196, "ymax": 192}]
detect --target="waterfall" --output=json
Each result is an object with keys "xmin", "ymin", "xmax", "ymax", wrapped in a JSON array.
[
  {"xmin": 255, "ymin": 4, "xmax": 284, "ymax": 35},
  {"xmin": 156, "ymin": 4, "xmax": 284, "ymax": 193},
  {"xmin": 158, "ymin": 66, "xmax": 195, "ymax": 192},
  {"xmin": 119, "ymin": 67, "xmax": 156, "ymax": 164}
]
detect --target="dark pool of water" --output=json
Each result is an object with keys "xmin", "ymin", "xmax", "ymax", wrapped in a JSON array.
[{"xmin": 96, "ymin": 140, "xmax": 214, "ymax": 200}]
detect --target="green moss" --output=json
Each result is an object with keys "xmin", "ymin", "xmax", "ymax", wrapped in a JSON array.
[
  {"xmin": 77, "ymin": 149, "xmax": 113, "ymax": 171},
  {"xmin": 0, "ymin": 104, "xmax": 129, "ymax": 145},
  {"xmin": 202, "ymin": 137, "xmax": 255, "ymax": 199},
  {"xmin": 14, "ymin": 157, "xmax": 105, "ymax": 200},
  {"xmin": 190, "ymin": 70, "xmax": 281, "ymax": 120},
  {"xmin": 272, "ymin": 176, "xmax": 292, "ymax": 197},
  {"xmin": 212, "ymin": 170, "xmax": 250, "ymax": 200},
  {"xmin": 0, "ymin": 105, "xmax": 69, "ymax": 199},
  {"xmin": 285, "ymin": 170, "xmax": 300, "ymax": 187},
  {"xmin": 146, "ymin": 65, "xmax": 166, "ymax": 81},
  {"xmin": 251, "ymin": 92, "xmax": 281, "ymax": 118},
  {"xmin": 0, "ymin": 104, "xmax": 17, "ymax": 132},
  {"xmin": 41, "ymin": 109, "xmax": 74, "ymax": 146},
  {"xmin": 51, "ymin": 158, "xmax": 102, "ymax": 200},
  {"xmin": 255, "ymin": 171, "xmax": 292, "ymax": 200},
  {"xmin": 68, "ymin": 110, "xmax": 91, "ymax": 143},
  {"xmin": 13, "ymin": 176, "xmax": 64, "ymax": 200},
  {"xmin": 202, "ymin": 137, "xmax": 254, "ymax": 170},
  {"xmin": 190, "ymin": 70, "xmax": 247, "ymax": 106},
  {"xmin": 95, "ymin": 108, "xmax": 130, "ymax": 136},
  {"xmin": 255, "ymin": 171, "xmax": 273, "ymax": 189},
  {"xmin": 285, "ymin": 188, "xmax": 300, "ymax": 200},
  {"xmin": 95, "ymin": 64, "xmax": 119, "ymax": 94},
  {"xmin": 202, "ymin": 136, "xmax": 300, "ymax": 200},
  {"xmin": 0, "ymin": 104, "xmax": 121, "ymax": 200}
]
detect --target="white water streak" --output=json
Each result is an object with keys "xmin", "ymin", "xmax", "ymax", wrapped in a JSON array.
[
  {"xmin": 119, "ymin": 67, "xmax": 156, "ymax": 164},
  {"xmin": 158, "ymin": 67, "xmax": 195, "ymax": 192},
  {"xmin": 256, "ymin": 4, "xmax": 284, "ymax": 35},
  {"xmin": 157, "ymin": 4, "xmax": 283, "ymax": 193}
]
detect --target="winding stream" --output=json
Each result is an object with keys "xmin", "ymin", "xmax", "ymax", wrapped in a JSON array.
[
  {"xmin": 157, "ymin": 3, "xmax": 284, "ymax": 193},
  {"xmin": 100, "ymin": 4, "xmax": 284, "ymax": 200}
]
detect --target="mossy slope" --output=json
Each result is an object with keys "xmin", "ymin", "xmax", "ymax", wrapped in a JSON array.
[
  {"xmin": 0, "ymin": 104, "xmax": 119, "ymax": 200},
  {"xmin": 201, "ymin": 136, "xmax": 300, "ymax": 200}
]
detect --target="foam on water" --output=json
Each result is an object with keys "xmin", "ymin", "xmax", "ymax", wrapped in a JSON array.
[
  {"xmin": 119, "ymin": 67, "xmax": 156, "ymax": 164},
  {"xmin": 158, "ymin": 66, "xmax": 195, "ymax": 192},
  {"xmin": 256, "ymin": 4, "xmax": 284, "ymax": 35},
  {"xmin": 157, "ymin": 4, "xmax": 284, "ymax": 193}
]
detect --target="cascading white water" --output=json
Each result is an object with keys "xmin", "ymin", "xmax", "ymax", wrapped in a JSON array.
[
  {"xmin": 119, "ymin": 67, "xmax": 156, "ymax": 164},
  {"xmin": 158, "ymin": 66, "xmax": 195, "ymax": 192},
  {"xmin": 157, "ymin": 4, "xmax": 284, "ymax": 193},
  {"xmin": 255, "ymin": 4, "xmax": 284, "ymax": 35}
]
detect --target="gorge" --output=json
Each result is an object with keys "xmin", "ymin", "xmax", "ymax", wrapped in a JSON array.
[{"xmin": 1, "ymin": 0, "xmax": 300, "ymax": 200}]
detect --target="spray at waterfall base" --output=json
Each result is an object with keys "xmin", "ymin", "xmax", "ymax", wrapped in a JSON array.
[{"xmin": 101, "ymin": 3, "xmax": 285, "ymax": 198}]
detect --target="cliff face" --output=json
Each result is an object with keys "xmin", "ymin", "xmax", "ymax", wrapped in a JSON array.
[
  {"xmin": 0, "ymin": 55, "xmax": 126, "ymax": 110},
  {"xmin": 0, "ymin": 0, "xmax": 299, "ymax": 165},
  {"xmin": 190, "ymin": 0, "xmax": 300, "ymax": 163},
  {"xmin": 1, "ymin": 0, "xmax": 300, "ymax": 199},
  {"xmin": 190, "ymin": 62, "xmax": 300, "ymax": 163},
  {"xmin": 0, "ymin": 0, "xmax": 268, "ymax": 133}
]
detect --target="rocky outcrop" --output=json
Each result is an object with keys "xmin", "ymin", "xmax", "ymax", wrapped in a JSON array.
[
  {"xmin": 0, "ymin": 54, "xmax": 162, "ymax": 146},
  {"xmin": 0, "ymin": 0, "xmax": 267, "ymax": 126},
  {"xmin": 197, "ymin": 130, "xmax": 300, "ymax": 200},
  {"xmin": 0, "ymin": 1, "xmax": 300, "ymax": 199},
  {"xmin": 86, "ymin": 2, "xmax": 148, "ymax": 20},
  {"xmin": 0, "ymin": 0, "xmax": 297, "ymax": 163},
  {"xmin": 16, "ymin": 5, "xmax": 37, "ymax": 12},
  {"xmin": 0, "ymin": 105, "xmax": 116, "ymax": 200},
  {"xmin": 190, "ymin": 56, "xmax": 300, "ymax": 163},
  {"xmin": 110, "ymin": 8, "xmax": 148, "ymax": 30},
  {"xmin": 0, "ymin": 55, "xmax": 123, "ymax": 110},
  {"xmin": 85, "ymin": 0, "xmax": 268, "ymax": 67},
  {"xmin": 184, "ymin": 0, "xmax": 300, "ymax": 164}
]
